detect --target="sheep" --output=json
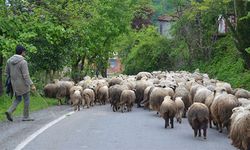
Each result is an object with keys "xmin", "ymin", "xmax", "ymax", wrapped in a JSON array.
[
  {"xmin": 109, "ymin": 84, "xmax": 129, "ymax": 112},
  {"xmin": 160, "ymin": 96, "xmax": 177, "ymax": 128},
  {"xmin": 136, "ymin": 72, "xmax": 152, "ymax": 80},
  {"xmin": 238, "ymin": 98, "xmax": 250, "ymax": 107},
  {"xmin": 216, "ymin": 81, "xmax": 233, "ymax": 94},
  {"xmin": 205, "ymin": 87, "xmax": 227, "ymax": 128},
  {"xmin": 229, "ymin": 106, "xmax": 250, "ymax": 150},
  {"xmin": 140, "ymin": 86, "xmax": 155, "ymax": 109},
  {"xmin": 204, "ymin": 93, "xmax": 215, "ymax": 128},
  {"xmin": 69, "ymin": 86, "xmax": 83, "ymax": 111},
  {"xmin": 190, "ymin": 84, "xmax": 203, "ymax": 103},
  {"xmin": 193, "ymin": 87, "xmax": 212, "ymax": 104},
  {"xmin": 175, "ymin": 97, "xmax": 185, "ymax": 124},
  {"xmin": 43, "ymin": 80, "xmax": 74, "ymax": 105},
  {"xmin": 108, "ymin": 77, "xmax": 123, "ymax": 87},
  {"xmin": 119, "ymin": 90, "xmax": 136, "ymax": 113},
  {"xmin": 120, "ymin": 80, "xmax": 136, "ymax": 90},
  {"xmin": 149, "ymin": 87, "xmax": 174, "ymax": 114},
  {"xmin": 234, "ymin": 88, "xmax": 250, "ymax": 99},
  {"xmin": 96, "ymin": 85, "xmax": 109, "ymax": 105},
  {"xmin": 135, "ymin": 80, "xmax": 153, "ymax": 107},
  {"xmin": 43, "ymin": 83, "xmax": 58, "ymax": 99},
  {"xmin": 57, "ymin": 81, "xmax": 75, "ymax": 104},
  {"xmin": 174, "ymin": 85, "xmax": 191, "ymax": 117},
  {"xmin": 210, "ymin": 93, "xmax": 240, "ymax": 133},
  {"xmin": 82, "ymin": 88, "xmax": 95, "ymax": 108},
  {"xmin": 187, "ymin": 102, "xmax": 209, "ymax": 139}
]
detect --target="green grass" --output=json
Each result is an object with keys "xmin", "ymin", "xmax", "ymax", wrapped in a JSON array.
[{"xmin": 0, "ymin": 92, "xmax": 58, "ymax": 121}]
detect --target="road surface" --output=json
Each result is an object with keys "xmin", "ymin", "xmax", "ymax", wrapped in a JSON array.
[{"xmin": 2, "ymin": 105, "xmax": 236, "ymax": 150}]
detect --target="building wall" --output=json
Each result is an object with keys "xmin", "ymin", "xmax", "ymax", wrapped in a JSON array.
[
  {"xmin": 158, "ymin": 21, "xmax": 173, "ymax": 38},
  {"xmin": 107, "ymin": 58, "xmax": 123, "ymax": 74}
]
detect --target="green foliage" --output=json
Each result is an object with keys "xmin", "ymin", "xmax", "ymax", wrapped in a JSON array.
[
  {"xmin": 185, "ymin": 36, "xmax": 250, "ymax": 90},
  {"xmin": 121, "ymin": 26, "xmax": 173, "ymax": 75},
  {"xmin": 0, "ymin": 94, "xmax": 57, "ymax": 121}
]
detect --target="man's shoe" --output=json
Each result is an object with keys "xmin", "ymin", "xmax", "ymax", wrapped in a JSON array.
[
  {"xmin": 5, "ymin": 112, "xmax": 13, "ymax": 122},
  {"xmin": 22, "ymin": 118, "xmax": 34, "ymax": 121}
]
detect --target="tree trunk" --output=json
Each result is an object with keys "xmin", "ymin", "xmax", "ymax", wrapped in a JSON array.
[
  {"xmin": 0, "ymin": 54, "xmax": 3, "ymax": 96},
  {"xmin": 71, "ymin": 58, "xmax": 81, "ymax": 82}
]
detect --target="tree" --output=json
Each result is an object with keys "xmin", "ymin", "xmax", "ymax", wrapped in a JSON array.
[
  {"xmin": 224, "ymin": 0, "xmax": 250, "ymax": 69},
  {"xmin": 0, "ymin": 0, "xmax": 36, "ymax": 96}
]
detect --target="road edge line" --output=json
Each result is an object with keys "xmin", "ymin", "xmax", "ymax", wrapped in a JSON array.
[{"xmin": 14, "ymin": 111, "xmax": 75, "ymax": 150}]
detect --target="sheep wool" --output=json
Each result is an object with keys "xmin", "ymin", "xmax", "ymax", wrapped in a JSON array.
[{"xmin": 187, "ymin": 102, "xmax": 209, "ymax": 139}]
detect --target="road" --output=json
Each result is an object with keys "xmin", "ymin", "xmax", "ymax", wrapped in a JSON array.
[{"xmin": 6, "ymin": 105, "xmax": 237, "ymax": 150}]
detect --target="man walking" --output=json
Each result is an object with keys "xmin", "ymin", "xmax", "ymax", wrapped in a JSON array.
[{"xmin": 5, "ymin": 45, "xmax": 36, "ymax": 121}]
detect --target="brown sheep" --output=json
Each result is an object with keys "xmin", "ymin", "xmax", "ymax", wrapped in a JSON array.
[
  {"xmin": 56, "ymin": 81, "xmax": 74, "ymax": 104},
  {"xmin": 108, "ymin": 77, "xmax": 123, "ymax": 87},
  {"xmin": 174, "ymin": 85, "xmax": 191, "ymax": 117},
  {"xmin": 175, "ymin": 97, "xmax": 185, "ymax": 124},
  {"xmin": 187, "ymin": 102, "xmax": 209, "ymax": 139},
  {"xmin": 149, "ymin": 87, "xmax": 174, "ymax": 113},
  {"xmin": 109, "ymin": 84, "xmax": 129, "ymax": 112},
  {"xmin": 160, "ymin": 96, "xmax": 177, "ymax": 128},
  {"xmin": 43, "ymin": 81, "xmax": 74, "ymax": 105},
  {"xmin": 210, "ymin": 93, "xmax": 240, "ymax": 133},
  {"xmin": 82, "ymin": 88, "xmax": 95, "ymax": 108},
  {"xmin": 96, "ymin": 85, "xmax": 109, "ymax": 105},
  {"xmin": 135, "ymin": 80, "xmax": 153, "ymax": 107},
  {"xmin": 204, "ymin": 93, "xmax": 215, "ymax": 128},
  {"xmin": 205, "ymin": 87, "xmax": 227, "ymax": 128},
  {"xmin": 140, "ymin": 86, "xmax": 155, "ymax": 109},
  {"xmin": 234, "ymin": 88, "xmax": 250, "ymax": 99},
  {"xmin": 119, "ymin": 90, "xmax": 136, "ymax": 113},
  {"xmin": 229, "ymin": 106, "xmax": 250, "ymax": 150},
  {"xmin": 44, "ymin": 83, "xmax": 58, "ymax": 99}
]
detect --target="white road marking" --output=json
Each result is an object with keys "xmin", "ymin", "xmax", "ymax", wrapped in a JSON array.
[{"xmin": 14, "ymin": 111, "xmax": 75, "ymax": 150}]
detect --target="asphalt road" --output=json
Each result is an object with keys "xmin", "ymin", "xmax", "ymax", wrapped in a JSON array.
[
  {"xmin": 0, "ymin": 105, "xmax": 72, "ymax": 150},
  {"xmin": 9, "ymin": 105, "xmax": 237, "ymax": 150}
]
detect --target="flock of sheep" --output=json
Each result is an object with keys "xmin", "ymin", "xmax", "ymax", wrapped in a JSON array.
[{"xmin": 43, "ymin": 70, "xmax": 250, "ymax": 150}]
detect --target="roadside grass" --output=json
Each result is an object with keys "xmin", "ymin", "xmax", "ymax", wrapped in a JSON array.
[{"xmin": 0, "ymin": 92, "xmax": 58, "ymax": 121}]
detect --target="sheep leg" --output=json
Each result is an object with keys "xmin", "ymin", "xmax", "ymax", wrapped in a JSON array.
[
  {"xmin": 209, "ymin": 113, "xmax": 213, "ymax": 128},
  {"xmin": 121, "ymin": 105, "xmax": 124, "ymax": 113},
  {"xmin": 209, "ymin": 119, "xmax": 212, "ymax": 128},
  {"xmin": 165, "ymin": 116, "xmax": 169, "ymax": 128},
  {"xmin": 87, "ymin": 99, "xmax": 90, "ymax": 108},
  {"xmin": 82, "ymin": 99, "xmax": 85, "ymax": 109},
  {"xmin": 194, "ymin": 129, "xmax": 198, "ymax": 137},
  {"xmin": 183, "ymin": 109, "xmax": 187, "ymax": 118},
  {"xmin": 198, "ymin": 129, "xmax": 201, "ymax": 137},
  {"xmin": 218, "ymin": 123, "xmax": 223, "ymax": 133},
  {"xmin": 170, "ymin": 117, "xmax": 174, "ymax": 128},
  {"xmin": 203, "ymin": 129, "xmax": 207, "ymax": 139},
  {"xmin": 112, "ymin": 106, "xmax": 116, "ymax": 112}
]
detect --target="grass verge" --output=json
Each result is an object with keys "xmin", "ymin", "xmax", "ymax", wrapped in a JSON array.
[{"xmin": 0, "ymin": 92, "xmax": 58, "ymax": 121}]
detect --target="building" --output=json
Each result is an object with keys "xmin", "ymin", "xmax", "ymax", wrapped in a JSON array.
[
  {"xmin": 157, "ymin": 15, "xmax": 176, "ymax": 38},
  {"xmin": 107, "ymin": 57, "xmax": 123, "ymax": 75},
  {"xmin": 217, "ymin": 14, "xmax": 236, "ymax": 36}
]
